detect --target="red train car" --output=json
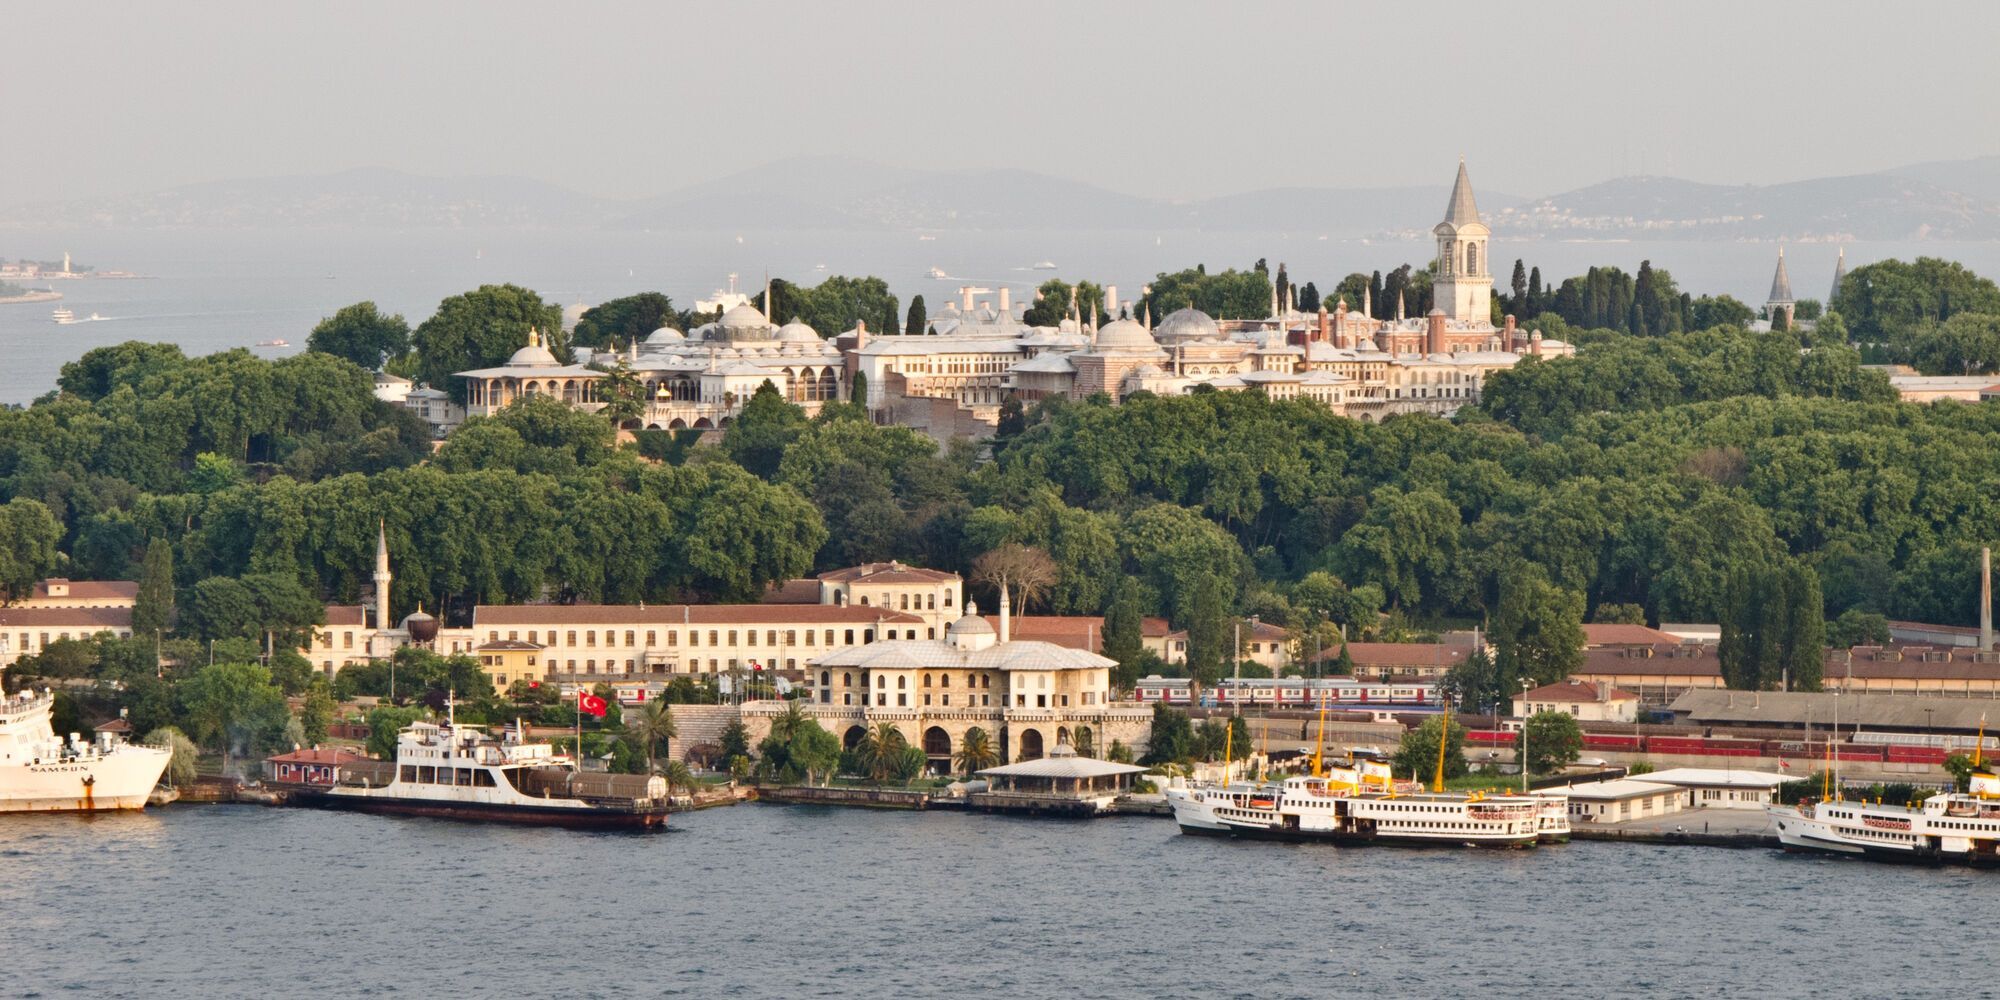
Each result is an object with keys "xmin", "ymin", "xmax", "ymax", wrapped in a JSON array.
[{"xmin": 1581, "ymin": 733, "xmax": 1644, "ymax": 752}]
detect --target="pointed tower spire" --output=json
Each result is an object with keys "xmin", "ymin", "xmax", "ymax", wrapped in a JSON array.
[
  {"xmin": 1443, "ymin": 156, "xmax": 1480, "ymax": 227},
  {"xmin": 1830, "ymin": 246, "xmax": 1848, "ymax": 304},
  {"xmin": 1396, "ymin": 289, "xmax": 1406, "ymax": 323},
  {"xmin": 1768, "ymin": 247, "xmax": 1794, "ymax": 305},
  {"xmin": 1363, "ymin": 285, "xmax": 1372, "ymax": 320},
  {"xmin": 373, "ymin": 519, "xmax": 392, "ymax": 632}
]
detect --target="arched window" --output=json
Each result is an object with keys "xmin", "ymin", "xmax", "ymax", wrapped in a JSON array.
[
  {"xmin": 897, "ymin": 676, "xmax": 906, "ymax": 689},
  {"xmin": 1465, "ymin": 242, "xmax": 1478, "ymax": 275},
  {"xmin": 922, "ymin": 673, "xmax": 932, "ymax": 687}
]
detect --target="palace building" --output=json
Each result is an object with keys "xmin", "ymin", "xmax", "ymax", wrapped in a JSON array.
[{"xmin": 436, "ymin": 161, "xmax": 1570, "ymax": 439}]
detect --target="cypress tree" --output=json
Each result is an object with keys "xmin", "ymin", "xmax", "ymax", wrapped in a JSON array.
[
  {"xmin": 1510, "ymin": 259, "xmax": 1528, "ymax": 309},
  {"xmin": 1368, "ymin": 271, "xmax": 1384, "ymax": 319},
  {"xmin": 905, "ymin": 294, "xmax": 927, "ymax": 335},
  {"xmin": 850, "ymin": 371, "xmax": 868, "ymax": 407},
  {"xmin": 132, "ymin": 538, "xmax": 175, "ymax": 638}
]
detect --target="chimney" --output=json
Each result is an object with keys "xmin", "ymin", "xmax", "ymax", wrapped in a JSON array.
[
  {"xmin": 962, "ymin": 286, "xmax": 975, "ymax": 311},
  {"xmin": 1319, "ymin": 303, "xmax": 1332, "ymax": 343},
  {"xmin": 998, "ymin": 584, "xmax": 1011, "ymax": 644},
  {"xmin": 1426, "ymin": 308, "xmax": 1446, "ymax": 355},
  {"xmin": 1104, "ymin": 285, "xmax": 1118, "ymax": 316},
  {"xmin": 1504, "ymin": 314, "xmax": 1518, "ymax": 348},
  {"xmin": 998, "ymin": 287, "xmax": 1011, "ymax": 313},
  {"xmin": 1983, "ymin": 546, "xmax": 1993, "ymax": 651}
]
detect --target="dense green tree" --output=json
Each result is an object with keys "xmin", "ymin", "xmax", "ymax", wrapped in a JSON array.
[
  {"xmin": 1827, "ymin": 608, "xmax": 1890, "ymax": 649},
  {"xmin": 1101, "ymin": 577, "xmax": 1147, "ymax": 690},
  {"xmin": 1719, "ymin": 560, "xmax": 1825, "ymax": 690},
  {"xmin": 1832, "ymin": 257, "xmax": 2000, "ymax": 341},
  {"xmin": 0, "ymin": 498, "xmax": 60, "ymax": 602},
  {"xmin": 954, "ymin": 726, "xmax": 999, "ymax": 775},
  {"xmin": 573, "ymin": 292, "xmax": 676, "ymax": 351},
  {"xmin": 307, "ymin": 302, "xmax": 411, "ymax": 371},
  {"xmin": 1522, "ymin": 710, "xmax": 1583, "ymax": 775},
  {"xmin": 624, "ymin": 699, "xmax": 678, "ymax": 774},
  {"xmin": 182, "ymin": 660, "xmax": 291, "ymax": 766},
  {"xmin": 1902, "ymin": 312, "xmax": 2000, "ymax": 375},
  {"xmin": 411, "ymin": 284, "xmax": 568, "ymax": 403},
  {"xmin": 1392, "ymin": 715, "xmax": 1468, "ymax": 785},
  {"xmin": 365, "ymin": 704, "xmax": 427, "ymax": 758},
  {"xmin": 1140, "ymin": 703, "xmax": 1195, "ymax": 765},
  {"xmin": 905, "ymin": 294, "xmax": 928, "ymax": 335},
  {"xmin": 722, "ymin": 383, "xmax": 809, "ymax": 480},
  {"xmin": 1491, "ymin": 565, "xmax": 1586, "ymax": 688},
  {"xmin": 299, "ymin": 679, "xmax": 336, "ymax": 745}
]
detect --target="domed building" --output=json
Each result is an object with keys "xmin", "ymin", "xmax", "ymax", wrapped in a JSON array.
[
  {"xmin": 1155, "ymin": 306, "xmax": 1220, "ymax": 346},
  {"xmin": 1069, "ymin": 317, "xmax": 1168, "ymax": 401},
  {"xmin": 457, "ymin": 328, "xmax": 606, "ymax": 417}
]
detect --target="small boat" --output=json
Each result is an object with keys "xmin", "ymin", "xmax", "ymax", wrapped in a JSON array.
[
  {"xmin": 927, "ymin": 267, "xmax": 949, "ymax": 280},
  {"xmin": 1032, "ymin": 260, "xmax": 1057, "ymax": 270},
  {"xmin": 256, "ymin": 339, "xmax": 289, "ymax": 348},
  {"xmin": 917, "ymin": 234, "xmax": 937, "ymax": 242},
  {"xmin": 51, "ymin": 307, "xmax": 73, "ymax": 323}
]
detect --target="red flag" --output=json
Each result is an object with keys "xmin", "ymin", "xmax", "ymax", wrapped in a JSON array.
[{"xmin": 578, "ymin": 692, "xmax": 608, "ymax": 717}]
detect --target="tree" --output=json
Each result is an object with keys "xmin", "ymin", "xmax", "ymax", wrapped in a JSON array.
[
  {"xmin": 1903, "ymin": 312, "xmax": 2000, "ymax": 375},
  {"xmin": 624, "ymin": 698, "xmax": 679, "ymax": 774},
  {"xmin": 1523, "ymin": 711, "xmax": 1583, "ymax": 776},
  {"xmin": 723, "ymin": 382, "xmax": 809, "ymax": 480},
  {"xmin": 411, "ymin": 284, "xmax": 567, "ymax": 403},
  {"xmin": 719, "ymin": 719, "xmax": 752, "ymax": 763},
  {"xmin": 1490, "ymin": 565, "xmax": 1586, "ymax": 689},
  {"xmin": 1943, "ymin": 753, "xmax": 1977, "ymax": 792},
  {"xmin": 1719, "ymin": 560, "xmax": 1825, "ymax": 691},
  {"xmin": 850, "ymin": 371, "xmax": 868, "ymax": 407},
  {"xmin": 596, "ymin": 358, "xmax": 646, "ymax": 427},
  {"xmin": 308, "ymin": 302, "xmax": 411, "ymax": 371},
  {"xmin": 994, "ymin": 395, "xmax": 1026, "ymax": 442},
  {"xmin": 365, "ymin": 704, "xmax": 426, "ymax": 759},
  {"xmin": 299, "ymin": 679, "xmax": 336, "ymax": 746},
  {"xmin": 954, "ymin": 726, "xmax": 1000, "ymax": 775},
  {"xmin": 1183, "ymin": 577, "xmax": 1234, "ymax": 688},
  {"xmin": 1442, "ymin": 646, "xmax": 1505, "ymax": 714},
  {"xmin": 1101, "ymin": 577, "xmax": 1147, "ymax": 690},
  {"xmin": 785, "ymin": 719, "xmax": 842, "ymax": 785},
  {"xmin": 0, "ymin": 498, "xmax": 60, "ymax": 602},
  {"xmin": 1591, "ymin": 602, "xmax": 1647, "ymax": 625},
  {"xmin": 856, "ymin": 721, "xmax": 910, "ymax": 782},
  {"xmin": 905, "ymin": 294, "xmax": 928, "ymax": 335},
  {"xmin": 1391, "ymin": 715, "xmax": 1468, "ymax": 784},
  {"xmin": 573, "ymin": 292, "xmax": 676, "ymax": 351},
  {"xmin": 182, "ymin": 661, "xmax": 291, "ymax": 768},
  {"xmin": 970, "ymin": 543, "xmax": 1059, "ymax": 615},
  {"xmin": 132, "ymin": 538, "xmax": 175, "ymax": 639},
  {"xmin": 143, "ymin": 726, "xmax": 199, "ymax": 787},
  {"xmin": 1827, "ymin": 608, "xmax": 1890, "ymax": 649},
  {"xmin": 1140, "ymin": 703, "xmax": 1195, "ymax": 764}
]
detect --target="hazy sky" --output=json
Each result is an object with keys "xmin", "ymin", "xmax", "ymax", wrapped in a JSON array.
[{"xmin": 6, "ymin": 1, "xmax": 1996, "ymax": 205}]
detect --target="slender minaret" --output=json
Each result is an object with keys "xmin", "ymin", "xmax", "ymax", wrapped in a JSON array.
[
  {"xmin": 998, "ymin": 583, "xmax": 1011, "ymax": 644},
  {"xmin": 373, "ymin": 519, "xmax": 392, "ymax": 631},
  {"xmin": 1829, "ymin": 247, "xmax": 1848, "ymax": 305},
  {"xmin": 1982, "ymin": 546, "xmax": 1993, "ymax": 653}
]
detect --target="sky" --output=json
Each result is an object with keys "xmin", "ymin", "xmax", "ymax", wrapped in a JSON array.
[{"xmin": 4, "ymin": 0, "xmax": 1997, "ymax": 206}]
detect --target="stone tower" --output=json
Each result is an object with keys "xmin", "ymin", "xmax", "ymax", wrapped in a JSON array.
[
  {"xmin": 1432, "ymin": 159, "xmax": 1491, "ymax": 324},
  {"xmin": 1766, "ymin": 248, "xmax": 1796, "ymax": 328},
  {"xmin": 373, "ymin": 519, "xmax": 392, "ymax": 631},
  {"xmin": 1829, "ymin": 246, "xmax": 1847, "ymax": 305}
]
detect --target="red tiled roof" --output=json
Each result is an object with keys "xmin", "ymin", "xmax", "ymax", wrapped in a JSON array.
[
  {"xmin": 93, "ymin": 718, "xmax": 134, "ymax": 733},
  {"xmin": 1521, "ymin": 680, "xmax": 1638, "ymax": 702},
  {"xmin": 759, "ymin": 579, "xmax": 822, "ymax": 604},
  {"xmin": 1314, "ymin": 642, "xmax": 1467, "ymax": 668},
  {"xmin": 1581, "ymin": 623, "xmax": 1684, "ymax": 646},
  {"xmin": 475, "ymin": 639, "xmax": 545, "ymax": 651},
  {"xmin": 474, "ymin": 604, "xmax": 924, "ymax": 627},
  {"xmin": 267, "ymin": 747, "xmax": 371, "ymax": 765},
  {"xmin": 817, "ymin": 562, "xmax": 960, "ymax": 584},
  {"xmin": 31, "ymin": 579, "xmax": 139, "ymax": 601},
  {"xmin": 324, "ymin": 605, "xmax": 367, "ymax": 627},
  {"xmin": 0, "ymin": 606, "xmax": 132, "ymax": 629},
  {"xmin": 987, "ymin": 615, "xmax": 1173, "ymax": 651}
]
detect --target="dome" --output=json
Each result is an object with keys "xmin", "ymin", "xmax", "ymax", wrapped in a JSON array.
[
  {"xmin": 506, "ymin": 340, "xmax": 559, "ymax": 367},
  {"xmin": 400, "ymin": 608, "xmax": 439, "ymax": 643},
  {"xmin": 719, "ymin": 303, "xmax": 770, "ymax": 329},
  {"xmin": 645, "ymin": 326, "xmax": 685, "ymax": 345},
  {"xmin": 946, "ymin": 613, "xmax": 994, "ymax": 637},
  {"xmin": 1092, "ymin": 318, "xmax": 1161, "ymax": 354},
  {"xmin": 776, "ymin": 320, "xmax": 820, "ymax": 342},
  {"xmin": 1156, "ymin": 306, "xmax": 1219, "ymax": 344}
]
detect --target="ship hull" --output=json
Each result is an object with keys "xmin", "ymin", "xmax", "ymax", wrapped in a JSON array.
[
  {"xmin": 0, "ymin": 751, "xmax": 171, "ymax": 814},
  {"xmin": 1174, "ymin": 819, "xmax": 1536, "ymax": 848},
  {"xmin": 298, "ymin": 789, "xmax": 667, "ymax": 830}
]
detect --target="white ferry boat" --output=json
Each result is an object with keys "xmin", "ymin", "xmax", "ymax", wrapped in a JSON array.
[
  {"xmin": 1165, "ymin": 757, "xmax": 1549, "ymax": 848},
  {"xmin": 299, "ymin": 713, "xmax": 669, "ymax": 830},
  {"xmin": 0, "ymin": 671, "xmax": 171, "ymax": 813},
  {"xmin": 50, "ymin": 307, "xmax": 73, "ymax": 323},
  {"xmin": 1767, "ymin": 771, "xmax": 2000, "ymax": 865},
  {"xmin": 1533, "ymin": 793, "xmax": 1573, "ymax": 843}
]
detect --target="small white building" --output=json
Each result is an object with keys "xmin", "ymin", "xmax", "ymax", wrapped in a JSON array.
[
  {"xmin": 1545, "ymin": 779, "xmax": 1684, "ymax": 825},
  {"xmin": 1515, "ymin": 679, "xmax": 1640, "ymax": 723},
  {"xmin": 1638, "ymin": 767, "xmax": 1791, "ymax": 810}
]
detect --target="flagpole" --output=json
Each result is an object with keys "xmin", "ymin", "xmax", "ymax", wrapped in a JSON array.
[{"xmin": 575, "ymin": 684, "xmax": 582, "ymax": 773}]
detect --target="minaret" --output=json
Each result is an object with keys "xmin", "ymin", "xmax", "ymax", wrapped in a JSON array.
[
  {"xmin": 373, "ymin": 519, "xmax": 392, "ymax": 632},
  {"xmin": 1432, "ymin": 158, "xmax": 1492, "ymax": 323},
  {"xmin": 1829, "ymin": 247, "xmax": 1848, "ymax": 305},
  {"xmin": 1766, "ymin": 248, "xmax": 1796, "ymax": 327}
]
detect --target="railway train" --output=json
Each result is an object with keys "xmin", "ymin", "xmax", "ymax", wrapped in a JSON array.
[
  {"xmin": 1131, "ymin": 676, "xmax": 1440, "ymax": 709},
  {"xmin": 1463, "ymin": 728, "xmax": 1996, "ymax": 766}
]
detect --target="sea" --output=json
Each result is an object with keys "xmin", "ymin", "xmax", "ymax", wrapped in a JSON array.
[
  {"xmin": 4, "ymin": 227, "xmax": 2000, "ymax": 405},
  {"xmin": 0, "ymin": 803, "xmax": 1989, "ymax": 1000}
]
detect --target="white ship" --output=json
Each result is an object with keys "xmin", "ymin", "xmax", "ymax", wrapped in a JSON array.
[
  {"xmin": 1165, "ymin": 756, "xmax": 1551, "ymax": 848},
  {"xmin": 1, "ymin": 671, "xmax": 171, "ymax": 813},
  {"xmin": 1767, "ymin": 771, "xmax": 2000, "ymax": 865},
  {"xmin": 50, "ymin": 307, "xmax": 73, "ymax": 323},
  {"xmin": 296, "ymin": 712, "xmax": 669, "ymax": 829}
]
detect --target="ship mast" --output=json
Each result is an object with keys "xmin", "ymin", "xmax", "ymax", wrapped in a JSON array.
[
  {"xmin": 1432, "ymin": 702, "xmax": 1450, "ymax": 793},
  {"xmin": 1310, "ymin": 686, "xmax": 1329, "ymax": 778}
]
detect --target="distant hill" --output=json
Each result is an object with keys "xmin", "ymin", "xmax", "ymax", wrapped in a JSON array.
[
  {"xmin": 6, "ymin": 156, "xmax": 1998, "ymax": 239},
  {"xmin": 1495, "ymin": 163, "xmax": 2000, "ymax": 241}
]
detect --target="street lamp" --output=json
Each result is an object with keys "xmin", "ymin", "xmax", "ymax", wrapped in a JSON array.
[{"xmin": 1519, "ymin": 678, "xmax": 1534, "ymax": 793}]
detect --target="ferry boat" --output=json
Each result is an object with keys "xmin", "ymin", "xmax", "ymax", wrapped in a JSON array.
[
  {"xmin": 927, "ymin": 267, "xmax": 950, "ymax": 279},
  {"xmin": 0, "ymin": 671, "xmax": 171, "ymax": 813},
  {"xmin": 50, "ymin": 307, "xmax": 73, "ymax": 323},
  {"xmin": 255, "ymin": 339, "xmax": 289, "ymax": 348},
  {"xmin": 1533, "ymin": 793, "xmax": 1573, "ymax": 843},
  {"xmin": 1165, "ymin": 767, "xmax": 1546, "ymax": 848},
  {"xmin": 297, "ymin": 712, "xmax": 669, "ymax": 829},
  {"xmin": 1767, "ymin": 771, "xmax": 2000, "ymax": 865},
  {"xmin": 1031, "ymin": 260, "xmax": 1057, "ymax": 270}
]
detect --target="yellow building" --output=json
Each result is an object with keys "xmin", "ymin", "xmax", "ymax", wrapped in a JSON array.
[{"xmin": 474, "ymin": 640, "xmax": 544, "ymax": 695}]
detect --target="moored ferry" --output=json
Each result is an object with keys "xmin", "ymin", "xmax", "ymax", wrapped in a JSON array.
[
  {"xmin": 1165, "ymin": 757, "xmax": 1551, "ymax": 848},
  {"xmin": 1, "ymin": 669, "xmax": 171, "ymax": 813},
  {"xmin": 1767, "ymin": 771, "xmax": 2000, "ymax": 865},
  {"xmin": 295, "ymin": 713, "xmax": 669, "ymax": 830}
]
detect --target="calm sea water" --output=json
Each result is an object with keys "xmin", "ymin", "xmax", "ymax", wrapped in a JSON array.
[
  {"xmin": 4, "ymin": 227, "xmax": 1998, "ymax": 404},
  {"xmin": 0, "ymin": 803, "xmax": 1988, "ymax": 1000}
]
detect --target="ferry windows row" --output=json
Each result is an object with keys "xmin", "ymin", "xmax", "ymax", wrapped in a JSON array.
[{"xmin": 399, "ymin": 766, "xmax": 496, "ymax": 787}]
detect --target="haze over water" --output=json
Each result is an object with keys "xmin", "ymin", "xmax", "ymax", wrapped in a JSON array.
[
  {"xmin": 0, "ymin": 804, "xmax": 1987, "ymax": 1000},
  {"xmin": 5, "ymin": 227, "xmax": 1995, "ymax": 405}
]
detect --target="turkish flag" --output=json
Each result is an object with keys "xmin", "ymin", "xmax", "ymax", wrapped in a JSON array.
[{"xmin": 578, "ymin": 692, "xmax": 608, "ymax": 717}]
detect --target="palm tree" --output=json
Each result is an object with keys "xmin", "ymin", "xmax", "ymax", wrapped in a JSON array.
[
  {"xmin": 659, "ymin": 759, "xmax": 698, "ymax": 801},
  {"xmin": 856, "ymin": 722, "xmax": 907, "ymax": 782},
  {"xmin": 626, "ymin": 699, "xmax": 678, "ymax": 774},
  {"xmin": 770, "ymin": 700, "xmax": 808, "ymax": 744},
  {"xmin": 954, "ymin": 726, "xmax": 999, "ymax": 776}
]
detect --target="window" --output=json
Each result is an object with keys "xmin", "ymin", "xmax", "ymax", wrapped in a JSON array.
[
  {"xmin": 897, "ymin": 676, "xmax": 906, "ymax": 689},
  {"xmin": 844, "ymin": 629, "xmax": 855, "ymax": 646},
  {"xmin": 899, "ymin": 694, "xmax": 908, "ymax": 707},
  {"xmin": 646, "ymin": 631, "xmax": 656, "ymax": 646},
  {"xmin": 746, "ymin": 630, "xmax": 757, "ymax": 647},
  {"xmin": 940, "ymin": 674, "xmax": 950, "ymax": 688},
  {"xmin": 923, "ymin": 673, "xmax": 932, "ymax": 688},
  {"xmin": 1465, "ymin": 243, "xmax": 1478, "ymax": 275},
  {"xmin": 508, "ymin": 631, "xmax": 518, "ymax": 641},
  {"xmin": 708, "ymin": 630, "xmax": 719, "ymax": 646},
  {"xmin": 567, "ymin": 631, "xmax": 578, "ymax": 647},
  {"xmin": 625, "ymin": 631, "xmax": 636, "ymax": 647},
  {"xmin": 1037, "ymin": 695, "xmax": 1047, "ymax": 708},
  {"xmin": 877, "ymin": 675, "xmax": 886, "ymax": 689},
  {"xmin": 728, "ymin": 630, "xmax": 738, "ymax": 646},
  {"xmin": 586, "ymin": 631, "xmax": 596, "ymax": 647},
  {"xmin": 942, "ymin": 694, "xmax": 951, "ymax": 706},
  {"xmin": 786, "ymin": 630, "xmax": 796, "ymax": 647},
  {"xmin": 824, "ymin": 630, "xmax": 834, "ymax": 646}
]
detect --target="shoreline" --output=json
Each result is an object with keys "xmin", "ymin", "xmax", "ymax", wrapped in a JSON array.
[{"xmin": 0, "ymin": 289, "xmax": 63, "ymax": 305}]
